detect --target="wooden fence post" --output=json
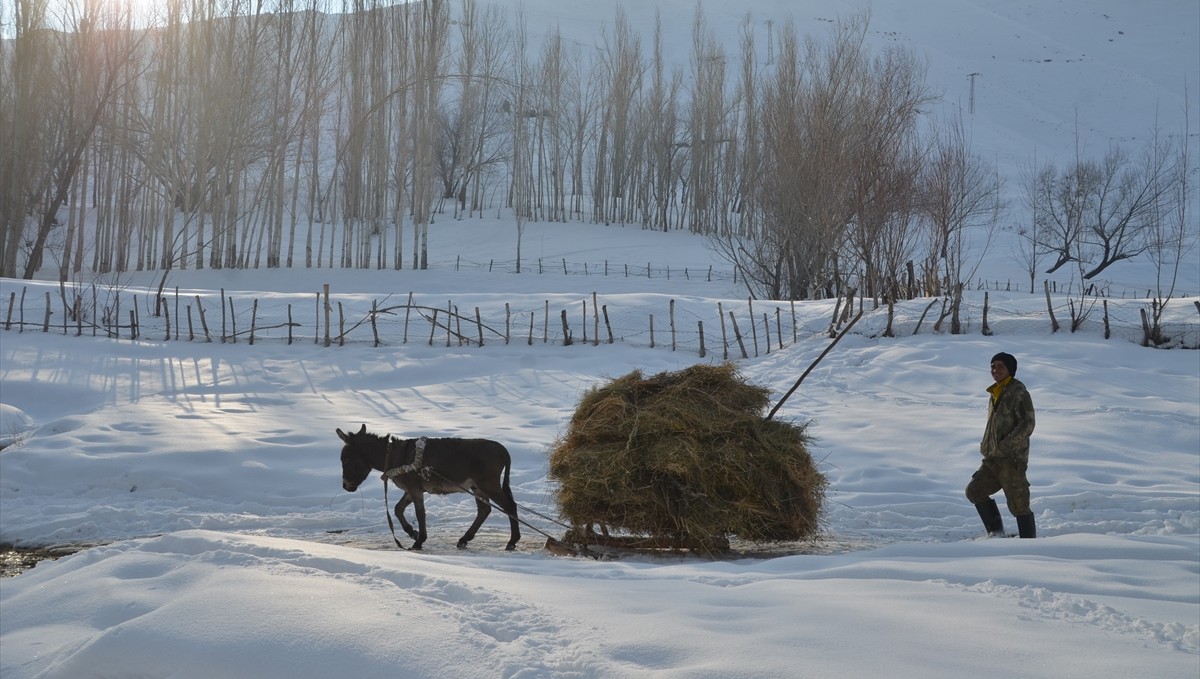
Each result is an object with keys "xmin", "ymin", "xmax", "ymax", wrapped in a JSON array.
[
  {"xmin": 981, "ymin": 292, "xmax": 992, "ymax": 336},
  {"xmin": 229, "ymin": 298, "xmax": 237, "ymax": 343},
  {"xmin": 560, "ymin": 309, "xmax": 572, "ymax": 345},
  {"xmin": 749, "ymin": 300, "xmax": 759, "ymax": 357},
  {"xmin": 370, "ymin": 300, "xmax": 379, "ymax": 347},
  {"xmin": 404, "ymin": 292, "xmax": 414, "ymax": 344},
  {"xmin": 718, "ymin": 301, "xmax": 728, "ymax": 360},
  {"xmin": 338, "ymin": 301, "xmax": 345, "ymax": 346},
  {"xmin": 669, "ymin": 299, "xmax": 676, "ymax": 351},
  {"xmin": 250, "ymin": 299, "xmax": 259, "ymax": 345},
  {"xmin": 828, "ymin": 295, "xmax": 842, "ymax": 338},
  {"xmin": 195, "ymin": 296, "xmax": 211, "ymax": 342},
  {"xmin": 728, "ymin": 311, "xmax": 748, "ymax": 359},
  {"xmin": 323, "ymin": 284, "xmax": 332, "ymax": 347},
  {"xmin": 762, "ymin": 312, "xmax": 771, "ymax": 353},
  {"xmin": 162, "ymin": 297, "xmax": 171, "ymax": 341},
  {"xmin": 1043, "ymin": 281, "xmax": 1060, "ymax": 333}
]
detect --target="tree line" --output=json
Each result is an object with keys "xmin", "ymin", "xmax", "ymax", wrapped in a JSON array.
[{"xmin": 1, "ymin": 0, "xmax": 1194, "ymax": 318}]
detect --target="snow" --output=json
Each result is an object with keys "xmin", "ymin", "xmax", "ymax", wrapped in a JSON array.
[
  {"xmin": 3, "ymin": 225, "xmax": 1197, "ymax": 679},
  {"xmin": 2, "ymin": 1, "xmax": 1199, "ymax": 678}
]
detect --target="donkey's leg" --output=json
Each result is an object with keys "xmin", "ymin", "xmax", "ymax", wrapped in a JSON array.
[
  {"xmin": 499, "ymin": 487, "xmax": 521, "ymax": 551},
  {"xmin": 411, "ymin": 493, "xmax": 428, "ymax": 550},
  {"xmin": 477, "ymin": 479, "xmax": 521, "ymax": 551},
  {"xmin": 394, "ymin": 491, "xmax": 418, "ymax": 540},
  {"xmin": 458, "ymin": 491, "xmax": 492, "ymax": 549}
]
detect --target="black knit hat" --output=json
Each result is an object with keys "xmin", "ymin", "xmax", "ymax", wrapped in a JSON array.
[{"xmin": 991, "ymin": 352, "xmax": 1017, "ymax": 375}]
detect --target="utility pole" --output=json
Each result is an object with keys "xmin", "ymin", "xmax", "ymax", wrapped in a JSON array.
[
  {"xmin": 967, "ymin": 72, "xmax": 981, "ymax": 115},
  {"xmin": 766, "ymin": 20, "xmax": 774, "ymax": 65}
]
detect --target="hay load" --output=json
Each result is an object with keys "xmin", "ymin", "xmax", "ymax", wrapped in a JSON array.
[{"xmin": 549, "ymin": 363, "xmax": 825, "ymax": 554}]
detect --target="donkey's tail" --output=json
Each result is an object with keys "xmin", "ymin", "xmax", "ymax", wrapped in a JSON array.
[{"xmin": 502, "ymin": 452, "xmax": 515, "ymax": 504}]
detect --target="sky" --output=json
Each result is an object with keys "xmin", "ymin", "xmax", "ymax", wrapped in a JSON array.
[{"xmin": 2, "ymin": 1, "xmax": 1199, "ymax": 678}]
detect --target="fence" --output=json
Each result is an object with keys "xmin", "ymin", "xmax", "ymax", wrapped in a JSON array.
[
  {"xmin": 442, "ymin": 254, "xmax": 1200, "ymax": 301},
  {"xmin": 3, "ymin": 281, "xmax": 1199, "ymax": 355}
]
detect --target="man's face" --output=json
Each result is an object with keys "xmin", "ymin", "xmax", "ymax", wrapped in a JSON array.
[{"xmin": 990, "ymin": 359, "xmax": 1011, "ymax": 383}]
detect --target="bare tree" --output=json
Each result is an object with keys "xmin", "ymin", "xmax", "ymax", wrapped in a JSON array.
[
  {"xmin": 591, "ymin": 9, "xmax": 643, "ymax": 225},
  {"xmin": 1031, "ymin": 131, "xmax": 1172, "ymax": 280},
  {"xmin": 640, "ymin": 13, "xmax": 683, "ymax": 232},
  {"xmin": 1, "ymin": 0, "xmax": 57, "ymax": 278},
  {"xmin": 920, "ymin": 111, "xmax": 1003, "ymax": 330},
  {"xmin": 3, "ymin": 1, "xmax": 145, "ymax": 279},
  {"xmin": 508, "ymin": 9, "xmax": 531, "ymax": 272},
  {"xmin": 435, "ymin": 0, "xmax": 510, "ymax": 219},
  {"xmin": 1143, "ymin": 96, "xmax": 1197, "ymax": 345},
  {"xmin": 844, "ymin": 44, "xmax": 931, "ymax": 307},
  {"xmin": 410, "ymin": 0, "xmax": 449, "ymax": 269}
]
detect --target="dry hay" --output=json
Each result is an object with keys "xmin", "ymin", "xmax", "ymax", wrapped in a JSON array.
[{"xmin": 549, "ymin": 363, "xmax": 825, "ymax": 554}]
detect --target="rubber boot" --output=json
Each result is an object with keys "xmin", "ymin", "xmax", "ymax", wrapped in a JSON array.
[
  {"xmin": 1016, "ymin": 514, "xmax": 1036, "ymax": 539},
  {"xmin": 975, "ymin": 498, "xmax": 1006, "ymax": 537}
]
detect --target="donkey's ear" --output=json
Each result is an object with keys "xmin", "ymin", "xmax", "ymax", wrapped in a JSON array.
[
  {"xmin": 336, "ymin": 428, "xmax": 349, "ymax": 443},
  {"xmin": 358, "ymin": 423, "xmax": 367, "ymax": 435}
]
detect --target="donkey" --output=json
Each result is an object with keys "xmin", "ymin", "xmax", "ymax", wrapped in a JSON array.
[{"xmin": 336, "ymin": 424, "xmax": 521, "ymax": 550}]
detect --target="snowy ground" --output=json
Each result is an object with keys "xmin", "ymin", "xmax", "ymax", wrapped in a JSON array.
[
  {"xmin": 2, "ymin": 216, "xmax": 1198, "ymax": 678},
  {"xmin": 2, "ymin": 0, "xmax": 1199, "ymax": 677}
]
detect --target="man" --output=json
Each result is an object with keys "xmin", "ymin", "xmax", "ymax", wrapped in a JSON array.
[{"xmin": 966, "ymin": 352, "xmax": 1037, "ymax": 538}]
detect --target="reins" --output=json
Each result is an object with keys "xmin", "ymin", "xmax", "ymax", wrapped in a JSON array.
[
  {"xmin": 377, "ymin": 435, "xmax": 568, "ymax": 549},
  {"xmin": 381, "ymin": 435, "xmax": 411, "ymax": 549}
]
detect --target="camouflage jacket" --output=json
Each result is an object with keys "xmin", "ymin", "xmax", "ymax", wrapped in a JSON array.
[{"xmin": 981, "ymin": 377, "xmax": 1035, "ymax": 462}]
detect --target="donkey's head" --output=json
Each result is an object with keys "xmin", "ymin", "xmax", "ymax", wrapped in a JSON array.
[{"xmin": 336, "ymin": 424, "xmax": 375, "ymax": 492}]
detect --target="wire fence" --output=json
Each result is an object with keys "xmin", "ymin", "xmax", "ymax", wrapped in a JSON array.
[{"xmin": 438, "ymin": 254, "xmax": 1200, "ymax": 301}]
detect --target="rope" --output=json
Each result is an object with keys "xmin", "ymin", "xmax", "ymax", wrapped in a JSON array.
[{"xmin": 381, "ymin": 434, "xmax": 408, "ymax": 550}]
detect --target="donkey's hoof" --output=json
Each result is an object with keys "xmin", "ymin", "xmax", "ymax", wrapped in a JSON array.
[
  {"xmin": 456, "ymin": 540, "xmax": 469, "ymax": 550},
  {"xmin": 505, "ymin": 543, "xmax": 517, "ymax": 551}
]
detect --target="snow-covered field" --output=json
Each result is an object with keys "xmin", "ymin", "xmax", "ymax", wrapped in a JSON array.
[
  {"xmin": 2, "ymin": 216, "xmax": 1197, "ymax": 677},
  {"xmin": 2, "ymin": 1, "xmax": 1198, "ymax": 677}
]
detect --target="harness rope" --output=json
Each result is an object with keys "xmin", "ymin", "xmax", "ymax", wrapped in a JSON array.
[{"xmin": 378, "ymin": 435, "xmax": 567, "ymax": 548}]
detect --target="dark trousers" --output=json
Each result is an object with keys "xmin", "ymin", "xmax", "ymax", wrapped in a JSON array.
[{"xmin": 966, "ymin": 457, "xmax": 1030, "ymax": 516}]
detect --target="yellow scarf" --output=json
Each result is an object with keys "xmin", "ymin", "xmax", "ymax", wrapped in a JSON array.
[{"xmin": 988, "ymin": 376, "xmax": 1013, "ymax": 403}]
